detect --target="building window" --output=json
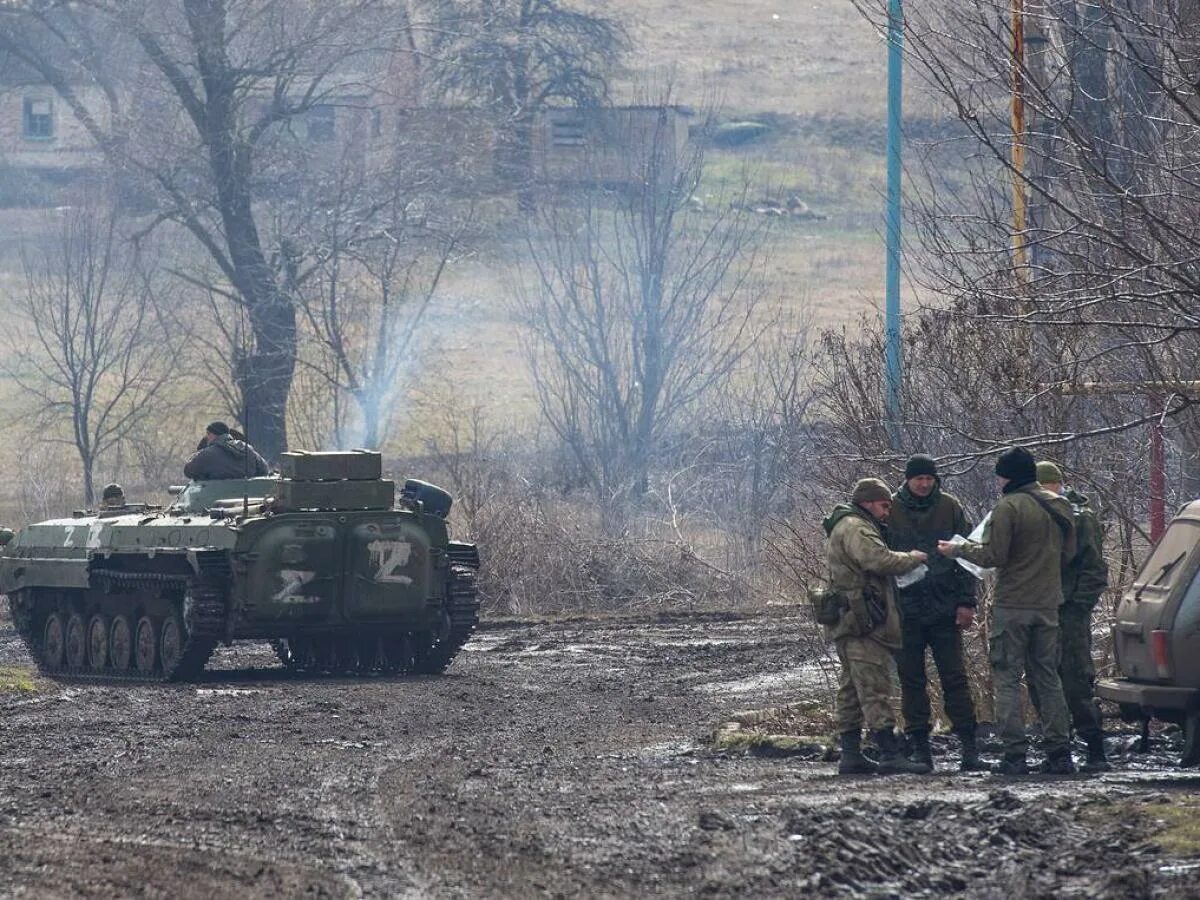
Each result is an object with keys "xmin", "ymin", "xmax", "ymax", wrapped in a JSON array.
[
  {"xmin": 550, "ymin": 116, "xmax": 586, "ymax": 147},
  {"xmin": 307, "ymin": 105, "xmax": 335, "ymax": 142},
  {"xmin": 23, "ymin": 98, "xmax": 54, "ymax": 139}
]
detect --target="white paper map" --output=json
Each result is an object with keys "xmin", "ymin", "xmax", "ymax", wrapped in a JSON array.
[
  {"xmin": 895, "ymin": 563, "xmax": 928, "ymax": 589},
  {"xmin": 949, "ymin": 513, "xmax": 995, "ymax": 580}
]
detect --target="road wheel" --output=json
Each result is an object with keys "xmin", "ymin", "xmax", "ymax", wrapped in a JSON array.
[
  {"xmin": 390, "ymin": 634, "xmax": 415, "ymax": 674},
  {"xmin": 1182, "ymin": 712, "xmax": 1200, "ymax": 768},
  {"xmin": 87, "ymin": 614, "xmax": 109, "ymax": 670},
  {"xmin": 160, "ymin": 614, "xmax": 185, "ymax": 674},
  {"xmin": 42, "ymin": 613, "xmax": 66, "ymax": 670},
  {"xmin": 366, "ymin": 636, "xmax": 390, "ymax": 673},
  {"xmin": 134, "ymin": 616, "xmax": 158, "ymax": 673},
  {"xmin": 65, "ymin": 613, "xmax": 87, "ymax": 668},
  {"xmin": 294, "ymin": 637, "xmax": 319, "ymax": 670},
  {"xmin": 312, "ymin": 637, "xmax": 337, "ymax": 672},
  {"xmin": 109, "ymin": 615, "xmax": 133, "ymax": 671}
]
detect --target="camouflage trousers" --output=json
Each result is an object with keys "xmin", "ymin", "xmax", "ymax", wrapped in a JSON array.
[
  {"xmin": 1028, "ymin": 602, "xmax": 1104, "ymax": 741},
  {"xmin": 990, "ymin": 606, "xmax": 1071, "ymax": 757},
  {"xmin": 835, "ymin": 636, "xmax": 897, "ymax": 734}
]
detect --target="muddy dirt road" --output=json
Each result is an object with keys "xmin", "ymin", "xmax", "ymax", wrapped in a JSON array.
[{"xmin": 2, "ymin": 612, "xmax": 1198, "ymax": 898}]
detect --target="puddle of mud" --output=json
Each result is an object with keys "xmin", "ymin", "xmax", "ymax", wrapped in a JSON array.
[
  {"xmin": 700, "ymin": 665, "xmax": 831, "ymax": 697},
  {"xmin": 1161, "ymin": 861, "xmax": 1200, "ymax": 876}
]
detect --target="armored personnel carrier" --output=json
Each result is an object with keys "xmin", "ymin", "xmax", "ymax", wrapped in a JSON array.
[{"xmin": 0, "ymin": 450, "xmax": 480, "ymax": 682}]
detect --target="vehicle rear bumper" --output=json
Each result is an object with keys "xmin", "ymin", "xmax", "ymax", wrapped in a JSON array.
[{"xmin": 1096, "ymin": 678, "xmax": 1200, "ymax": 712}]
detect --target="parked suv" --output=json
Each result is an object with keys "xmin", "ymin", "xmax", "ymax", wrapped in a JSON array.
[{"xmin": 1097, "ymin": 500, "xmax": 1200, "ymax": 765}]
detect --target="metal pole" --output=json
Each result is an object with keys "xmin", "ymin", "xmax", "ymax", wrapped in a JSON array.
[
  {"xmin": 884, "ymin": 0, "xmax": 903, "ymax": 446},
  {"xmin": 1011, "ymin": 0, "xmax": 1028, "ymax": 285},
  {"xmin": 1151, "ymin": 397, "xmax": 1167, "ymax": 542}
]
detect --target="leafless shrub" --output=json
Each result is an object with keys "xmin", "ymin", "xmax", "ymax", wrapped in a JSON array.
[{"xmin": 4, "ymin": 196, "xmax": 176, "ymax": 507}]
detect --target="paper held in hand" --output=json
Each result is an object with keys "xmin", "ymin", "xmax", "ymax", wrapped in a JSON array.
[
  {"xmin": 950, "ymin": 514, "xmax": 996, "ymax": 580},
  {"xmin": 895, "ymin": 563, "xmax": 928, "ymax": 589}
]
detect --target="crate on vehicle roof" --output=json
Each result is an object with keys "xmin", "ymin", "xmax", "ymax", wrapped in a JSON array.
[{"xmin": 279, "ymin": 450, "xmax": 382, "ymax": 481}]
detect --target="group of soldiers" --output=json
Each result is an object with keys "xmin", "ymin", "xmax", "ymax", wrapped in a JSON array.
[{"xmin": 822, "ymin": 447, "xmax": 1108, "ymax": 777}]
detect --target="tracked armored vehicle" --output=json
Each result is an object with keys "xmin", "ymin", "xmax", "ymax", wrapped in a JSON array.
[{"xmin": 0, "ymin": 450, "xmax": 480, "ymax": 682}]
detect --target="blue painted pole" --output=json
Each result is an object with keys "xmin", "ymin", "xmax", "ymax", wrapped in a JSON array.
[{"xmin": 885, "ymin": 0, "xmax": 903, "ymax": 447}]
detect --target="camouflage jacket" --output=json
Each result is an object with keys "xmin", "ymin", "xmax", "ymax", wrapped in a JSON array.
[
  {"xmin": 955, "ymin": 482, "xmax": 1076, "ymax": 611},
  {"xmin": 823, "ymin": 504, "xmax": 922, "ymax": 649},
  {"xmin": 184, "ymin": 435, "xmax": 270, "ymax": 481},
  {"xmin": 1062, "ymin": 488, "xmax": 1107, "ymax": 608}
]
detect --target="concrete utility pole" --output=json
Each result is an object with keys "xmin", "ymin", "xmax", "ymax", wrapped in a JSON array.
[{"xmin": 884, "ymin": 0, "xmax": 904, "ymax": 447}]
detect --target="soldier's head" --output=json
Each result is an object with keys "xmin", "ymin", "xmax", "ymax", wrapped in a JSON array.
[
  {"xmin": 101, "ymin": 483, "xmax": 125, "ymax": 508},
  {"xmin": 994, "ymin": 446, "xmax": 1036, "ymax": 490},
  {"xmin": 205, "ymin": 421, "xmax": 230, "ymax": 444},
  {"xmin": 1036, "ymin": 460, "xmax": 1064, "ymax": 495},
  {"xmin": 904, "ymin": 453, "xmax": 939, "ymax": 497},
  {"xmin": 851, "ymin": 477, "xmax": 893, "ymax": 522}
]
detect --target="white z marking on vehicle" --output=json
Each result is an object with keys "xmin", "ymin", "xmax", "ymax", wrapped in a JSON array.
[
  {"xmin": 367, "ymin": 540, "xmax": 414, "ymax": 584},
  {"xmin": 86, "ymin": 522, "xmax": 106, "ymax": 548},
  {"xmin": 274, "ymin": 569, "xmax": 320, "ymax": 603}
]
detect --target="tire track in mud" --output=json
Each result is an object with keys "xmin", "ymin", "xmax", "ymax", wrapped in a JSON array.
[{"xmin": 2, "ymin": 614, "xmax": 1200, "ymax": 897}]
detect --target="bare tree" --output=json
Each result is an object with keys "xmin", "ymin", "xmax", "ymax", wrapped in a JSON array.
[
  {"xmin": 290, "ymin": 154, "xmax": 472, "ymax": 449},
  {"xmin": 421, "ymin": 0, "xmax": 629, "ymax": 210},
  {"xmin": 0, "ymin": 0, "xmax": 412, "ymax": 459},
  {"xmin": 517, "ymin": 107, "xmax": 772, "ymax": 526},
  {"xmin": 849, "ymin": 0, "xmax": 1200, "ymax": 470},
  {"xmin": 5, "ymin": 200, "xmax": 174, "ymax": 507}
]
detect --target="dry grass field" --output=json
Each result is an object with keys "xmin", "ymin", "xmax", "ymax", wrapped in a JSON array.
[{"xmin": 419, "ymin": 0, "xmax": 909, "ymax": 441}]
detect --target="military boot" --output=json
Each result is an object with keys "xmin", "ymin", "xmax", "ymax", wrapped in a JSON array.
[
  {"xmin": 992, "ymin": 753, "xmax": 1029, "ymax": 776},
  {"xmin": 1081, "ymin": 734, "xmax": 1112, "ymax": 773},
  {"xmin": 908, "ymin": 730, "xmax": 934, "ymax": 772},
  {"xmin": 837, "ymin": 730, "xmax": 878, "ymax": 776},
  {"xmin": 957, "ymin": 728, "xmax": 991, "ymax": 772},
  {"xmin": 1039, "ymin": 747, "xmax": 1077, "ymax": 775},
  {"xmin": 873, "ymin": 728, "xmax": 932, "ymax": 775}
]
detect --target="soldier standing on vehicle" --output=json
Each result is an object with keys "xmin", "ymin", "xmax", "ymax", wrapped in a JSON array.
[
  {"xmin": 824, "ymin": 477, "xmax": 932, "ymax": 776},
  {"xmin": 1035, "ymin": 461, "xmax": 1111, "ymax": 772},
  {"xmin": 184, "ymin": 421, "xmax": 270, "ymax": 481},
  {"xmin": 937, "ymin": 447, "xmax": 1077, "ymax": 775},
  {"xmin": 887, "ymin": 454, "xmax": 989, "ymax": 772}
]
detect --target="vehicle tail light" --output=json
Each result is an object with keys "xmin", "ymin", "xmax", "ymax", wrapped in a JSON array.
[{"xmin": 1151, "ymin": 629, "xmax": 1172, "ymax": 679}]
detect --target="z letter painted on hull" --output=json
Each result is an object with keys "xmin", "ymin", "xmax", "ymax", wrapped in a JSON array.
[
  {"xmin": 368, "ymin": 540, "xmax": 414, "ymax": 585},
  {"xmin": 274, "ymin": 569, "xmax": 321, "ymax": 604}
]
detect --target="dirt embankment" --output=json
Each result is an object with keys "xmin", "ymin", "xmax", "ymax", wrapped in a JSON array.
[{"xmin": 1, "ymin": 613, "xmax": 1198, "ymax": 898}]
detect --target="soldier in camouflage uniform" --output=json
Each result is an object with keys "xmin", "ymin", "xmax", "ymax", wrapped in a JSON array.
[
  {"xmin": 887, "ymin": 454, "xmax": 988, "ymax": 772},
  {"xmin": 824, "ymin": 478, "xmax": 931, "ymax": 776},
  {"xmin": 1036, "ymin": 461, "xmax": 1111, "ymax": 772},
  {"xmin": 938, "ymin": 447, "xmax": 1077, "ymax": 775}
]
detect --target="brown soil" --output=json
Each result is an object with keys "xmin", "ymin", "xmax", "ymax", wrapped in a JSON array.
[{"xmin": 1, "ymin": 613, "xmax": 1197, "ymax": 897}]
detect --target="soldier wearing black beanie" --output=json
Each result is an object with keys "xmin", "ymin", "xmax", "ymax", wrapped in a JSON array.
[
  {"xmin": 887, "ymin": 452, "xmax": 986, "ymax": 771},
  {"xmin": 904, "ymin": 453, "xmax": 938, "ymax": 481},
  {"xmin": 994, "ymin": 446, "xmax": 1037, "ymax": 490},
  {"xmin": 938, "ymin": 445, "xmax": 1078, "ymax": 775}
]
